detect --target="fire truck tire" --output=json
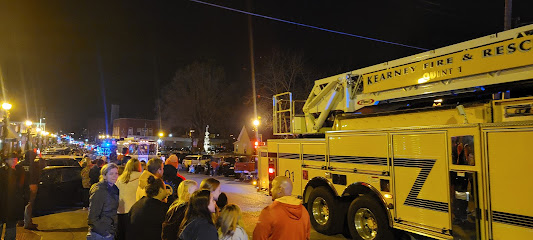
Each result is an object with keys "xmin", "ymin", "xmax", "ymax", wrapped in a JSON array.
[
  {"xmin": 307, "ymin": 187, "xmax": 340, "ymax": 235},
  {"xmin": 347, "ymin": 195, "xmax": 393, "ymax": 240}
]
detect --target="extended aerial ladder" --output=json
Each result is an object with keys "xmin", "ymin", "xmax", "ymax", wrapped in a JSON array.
[{"xmin": 273, "ymin": 24, "xmax": 533, "ymax": 134}]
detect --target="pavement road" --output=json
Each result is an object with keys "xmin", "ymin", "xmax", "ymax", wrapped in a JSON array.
[{"xmin": 24, "ymin": 171, "xmax": 434, "ymax": 240}]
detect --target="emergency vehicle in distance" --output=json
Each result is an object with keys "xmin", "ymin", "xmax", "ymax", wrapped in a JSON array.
[
  {"xmin": 257, "ymin": 24, "xmax": 533, "ymax": 240},
  {"xmin": 116, "ymin": 138, "xmax": 159, "ymax": 162}
]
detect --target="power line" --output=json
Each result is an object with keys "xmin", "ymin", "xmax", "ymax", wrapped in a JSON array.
[{"xmin": 189, "ymin": 0, "xmax": 429, "ymax": 51}]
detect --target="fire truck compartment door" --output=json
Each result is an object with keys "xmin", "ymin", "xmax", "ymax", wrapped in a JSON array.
[
  {"xmin": 485, "ymin": 128, "xmax": 533, "ymax": 239},
  {"xmin": 277, "ymin": 143, "xmax": 302, "ymax": 196},
  {"xmin": 301, "ymin": 143, "xmax": 326, "ymax": 169},
  {"xmin": 392, "ymin": 132, "xmax": 451, "ymax": 231}
]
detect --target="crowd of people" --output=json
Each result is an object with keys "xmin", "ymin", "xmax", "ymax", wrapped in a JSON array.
[
  {"xmin": 84, "ymin": 153, "xmax": 311, "ymax": 240},
  {"xmin": 0, "ymin": 150, "xmax": 312, "ymax": 240}
]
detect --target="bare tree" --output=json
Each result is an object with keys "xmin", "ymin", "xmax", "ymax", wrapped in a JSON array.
[
  {"xmin": 160, "ymin": 61, "xmax": 227, "ymax": 139},
  {"xmin": 255, "ymin": 49, "xmax": 316, "ymax": 132}
]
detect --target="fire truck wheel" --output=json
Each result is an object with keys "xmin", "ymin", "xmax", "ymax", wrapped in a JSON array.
[
  {"xmin": 307, "ymin": 187, "xmax": 339, "ymax": 235},
  {"xmin": 347, "ymin": 195, "xmax": 393, "ymax": 240}
]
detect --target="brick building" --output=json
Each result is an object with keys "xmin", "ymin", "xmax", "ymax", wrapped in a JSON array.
[{"xmin": 112, "ymin": 118, "xmax": 158, "ymax": 138}]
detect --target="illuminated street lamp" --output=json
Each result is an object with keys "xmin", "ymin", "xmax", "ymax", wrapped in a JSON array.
[
  {"xmin": 1, "ymin": 102, "xmax": 12, "ymax": 155},
  {"xmin": 252, "ymin": 117, "xmax": 262, "ymax": 143},
  {"xmin": 2, "ymin": 102, "xmax": 12, "ymax": 111},
  {"xmin": 36, "ymin": 127, "xmax": 42, "ymax": 133},
  {"xmin": 25, "ymin": 120, "xmax": 33, "ymax": 151},
  {"xmin": 159, "ymin": 132, "xmax": 164, "ymax": 137}
]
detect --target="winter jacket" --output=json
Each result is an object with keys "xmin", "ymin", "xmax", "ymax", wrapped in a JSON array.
[
  {"xmin": 127, "ymin": 196, "xmax": 169, "ymax": 240},
  {"xmin": 219, "ymin": 225, "xmax": 248, "ymax": 240},
  {"xmin": 179, "ymin": 217, "xmax": 218, "ymax": 240},
  {"xmin": 136, "ymin": 171, "xmax": 168, "ymax": 201},
  {"xmin": 81, "ymin": 166, "xmax": 92, "ymax": 189},
  {"xmin": 115, "ymin": 171, "xmax": 142, "ymax": 214},
  {"xmin": 162, "ymin": 202, "xmax": 187, "ymax": 240},
  {"xmin": 88, "ymin": 181, "xmax": 119, "ymax": 237},
  {"xmin": 0, "ymin": 165, "xmax": 27, "ymax": 222},
  {"xmin": 163, "ymin": 164, "xmax": 183, "ymax": 203},
  {"xmin": 89, "ymin": 165, "xmax": 101, "ymax": 186},
  {"xmin": 253, "ymin": 196, "xmax": 311, "ymax": 240}
]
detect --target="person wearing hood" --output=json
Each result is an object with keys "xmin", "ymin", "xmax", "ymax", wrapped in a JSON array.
[
  {"xmin": 178, "ymin": 190, "xmax": 218, "ymax": 240},
  {"xmin": 163, "ymin": 155, "xmax": 186, "ymax": 203},
  {"xmin": 253, "ymin": 176, "xmax": 311, "ymax": 240},
  {"xmin": 136, "ymin": 158, "xmax": 168, "ymax": 202}
]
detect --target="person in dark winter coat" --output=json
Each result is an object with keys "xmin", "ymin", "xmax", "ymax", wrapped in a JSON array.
[
  {"xmin": 87, "ymin": 163, "xmax": 119, "ymax": 240},
  {"xmin": 0, "ymin": 153, "xmax": 28, "ymax": 240},
  {"xmin": 178, "ymin": 190, "xmax": 218, "ymax": 240},
  {"xmin": 127, "ymin": 176, "xmax": 169, "ymax": 240},
  {"xmin": 163, "ymin": 155, "xmax": 184, "ymax": 204},
  {"xmin": 89, "ymin": 159, "xmax": 105, "ymax": 186}
]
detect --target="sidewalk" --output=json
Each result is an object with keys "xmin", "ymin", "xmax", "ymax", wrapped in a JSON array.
[
  {"xmin": 13, "ymin": 227, "xmax": 41, "ymax": 240},
  {"xmin": 26, "ymin": 209, "xmax": 88, "ymax": 240}
]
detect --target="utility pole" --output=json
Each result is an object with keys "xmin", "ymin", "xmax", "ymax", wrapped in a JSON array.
[
  {"xmin": 247, "ymin": 0, "xmax": 259, "ymax": 142},
  {"xmin": 504, "ymin": 0, "xmax": 512, "ymax": 30}
]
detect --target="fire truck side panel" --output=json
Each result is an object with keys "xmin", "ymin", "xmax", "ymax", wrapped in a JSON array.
[
  {"xmin": 301, "ymin": 142, "xmax": 326, "ymax": 169},
  {"xmin": 392, "ymin": 132, "xmax": 451, "ymax": 232},
  {"xmin": 277, "ymin": 143, "xmax": 303, "ymax": 196},
  {"xmin": 301, "ymin": 142, "xmax": 328, "ymax": 199},
  {"xmin": 336, "ymin": 105, "xmax": 489, "ymax": 131},
  {"xmin": 327, "ymin": 133, "xmax": 389, "ymax": 173},
  {"xmin": 484, "ymin": 127, "xmax": 533, "ymax": 239},
  {"xmin": 257, "ymin": 146, "xmax": 269, "ymax": 191}
]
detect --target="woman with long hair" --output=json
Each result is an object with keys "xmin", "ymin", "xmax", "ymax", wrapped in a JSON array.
[
  {"xmin": 217, "ymin": 204, "xmax": 248, "ymax": 240},
  {"xmin": 87, "ymin": 163, "xmax": 119, "ymax": 240},
  {"xmin": 127, "ymin": 176, "xmax": 169, "ymax": 240},
  {"xmin": 162, "ymin": 180, "xmax": 198, "ymax": 240},
  {"xmin": 178, "ymin": 190, "xmax": 218, "ymax": 240},
  {"xmin": 200, "ymin": 178, "xmax": 227, "ymax": 209},
  {"xmin": 115, "ymin": 158, "xmax": 142, "ymax": 240}
]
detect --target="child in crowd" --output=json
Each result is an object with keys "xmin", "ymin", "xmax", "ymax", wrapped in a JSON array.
[{"xmin": 217, "ymin": 204, "xmax": 248, "ymax": 240}]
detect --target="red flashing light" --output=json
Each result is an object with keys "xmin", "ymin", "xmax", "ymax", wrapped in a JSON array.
[{"xmin": 268, "ymin": 167, "xmax": 275, "ymax": 174}]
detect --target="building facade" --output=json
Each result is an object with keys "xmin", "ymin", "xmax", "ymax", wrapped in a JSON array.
[{"xmin": 112, "ymin": 118, "xmax": 158, "ymax": 138}]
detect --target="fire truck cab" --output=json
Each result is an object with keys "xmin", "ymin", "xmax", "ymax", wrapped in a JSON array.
[{"xmin": 258, "ymin": 24, "xmax": 533, "ymax": 240}]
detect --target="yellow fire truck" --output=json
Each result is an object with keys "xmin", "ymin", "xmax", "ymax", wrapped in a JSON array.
[{"xmin": 257, "ymin": 24, "xmax": 533, "ymax": 240}]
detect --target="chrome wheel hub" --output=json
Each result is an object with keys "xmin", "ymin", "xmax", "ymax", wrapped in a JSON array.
[
  {"xmin": 354, "ymin": 208, "xmax": 378, "ymax": 240},
  {"xmin": 312, "ymin": 197, "xmax": 330, "ymax": 225}
]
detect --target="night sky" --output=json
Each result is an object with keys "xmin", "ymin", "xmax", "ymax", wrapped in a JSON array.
[{"xmin": 0, "ymin": 0, "xmax": 532, "ymax": 134}]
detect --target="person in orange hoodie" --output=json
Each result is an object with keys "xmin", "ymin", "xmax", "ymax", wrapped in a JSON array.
[{"xmin": 253, "ymin": 176, "xmax": 311, "ymax": 240}]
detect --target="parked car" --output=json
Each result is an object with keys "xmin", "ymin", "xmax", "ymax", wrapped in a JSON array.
[
  {"xmin": 34, "ymin": 166, "xmax": 83, "ymax": 211},
  {"xmin": 217, "ymin": 156, "xmax": 237, "ymax": 177},
  {"xmin": 234, "ymin": 156, "xmax": 257, "ymax": 181},
  {"xmin": 182, "ymin": 155, "xmax": 211, "ymax": 168},
  {"xmin": 44, "ymin": 156, "xmax": 81, "ymax": 167}
]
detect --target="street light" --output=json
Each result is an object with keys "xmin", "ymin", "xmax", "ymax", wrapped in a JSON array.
[
  {"xmin": 253, "ymin": 119, "xmax": 260, "ymax": 127},
  {"xmin": 1, "ymin": 102, "xmax": 12, "ymax": 155},
  {"xmin": 36, "ymin": 127, "xmax": 42, "ymax": 133},
  {"xmin": 159, "ymin": 132, "xmax": 164, "ymax": 137},
  {"xmin": 2, "ymin": 102, "xmax": 12, "ymax": 110},
  {"xmin": 25, "ymin": 120, "xmax": 33, "ymax": 151}
]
